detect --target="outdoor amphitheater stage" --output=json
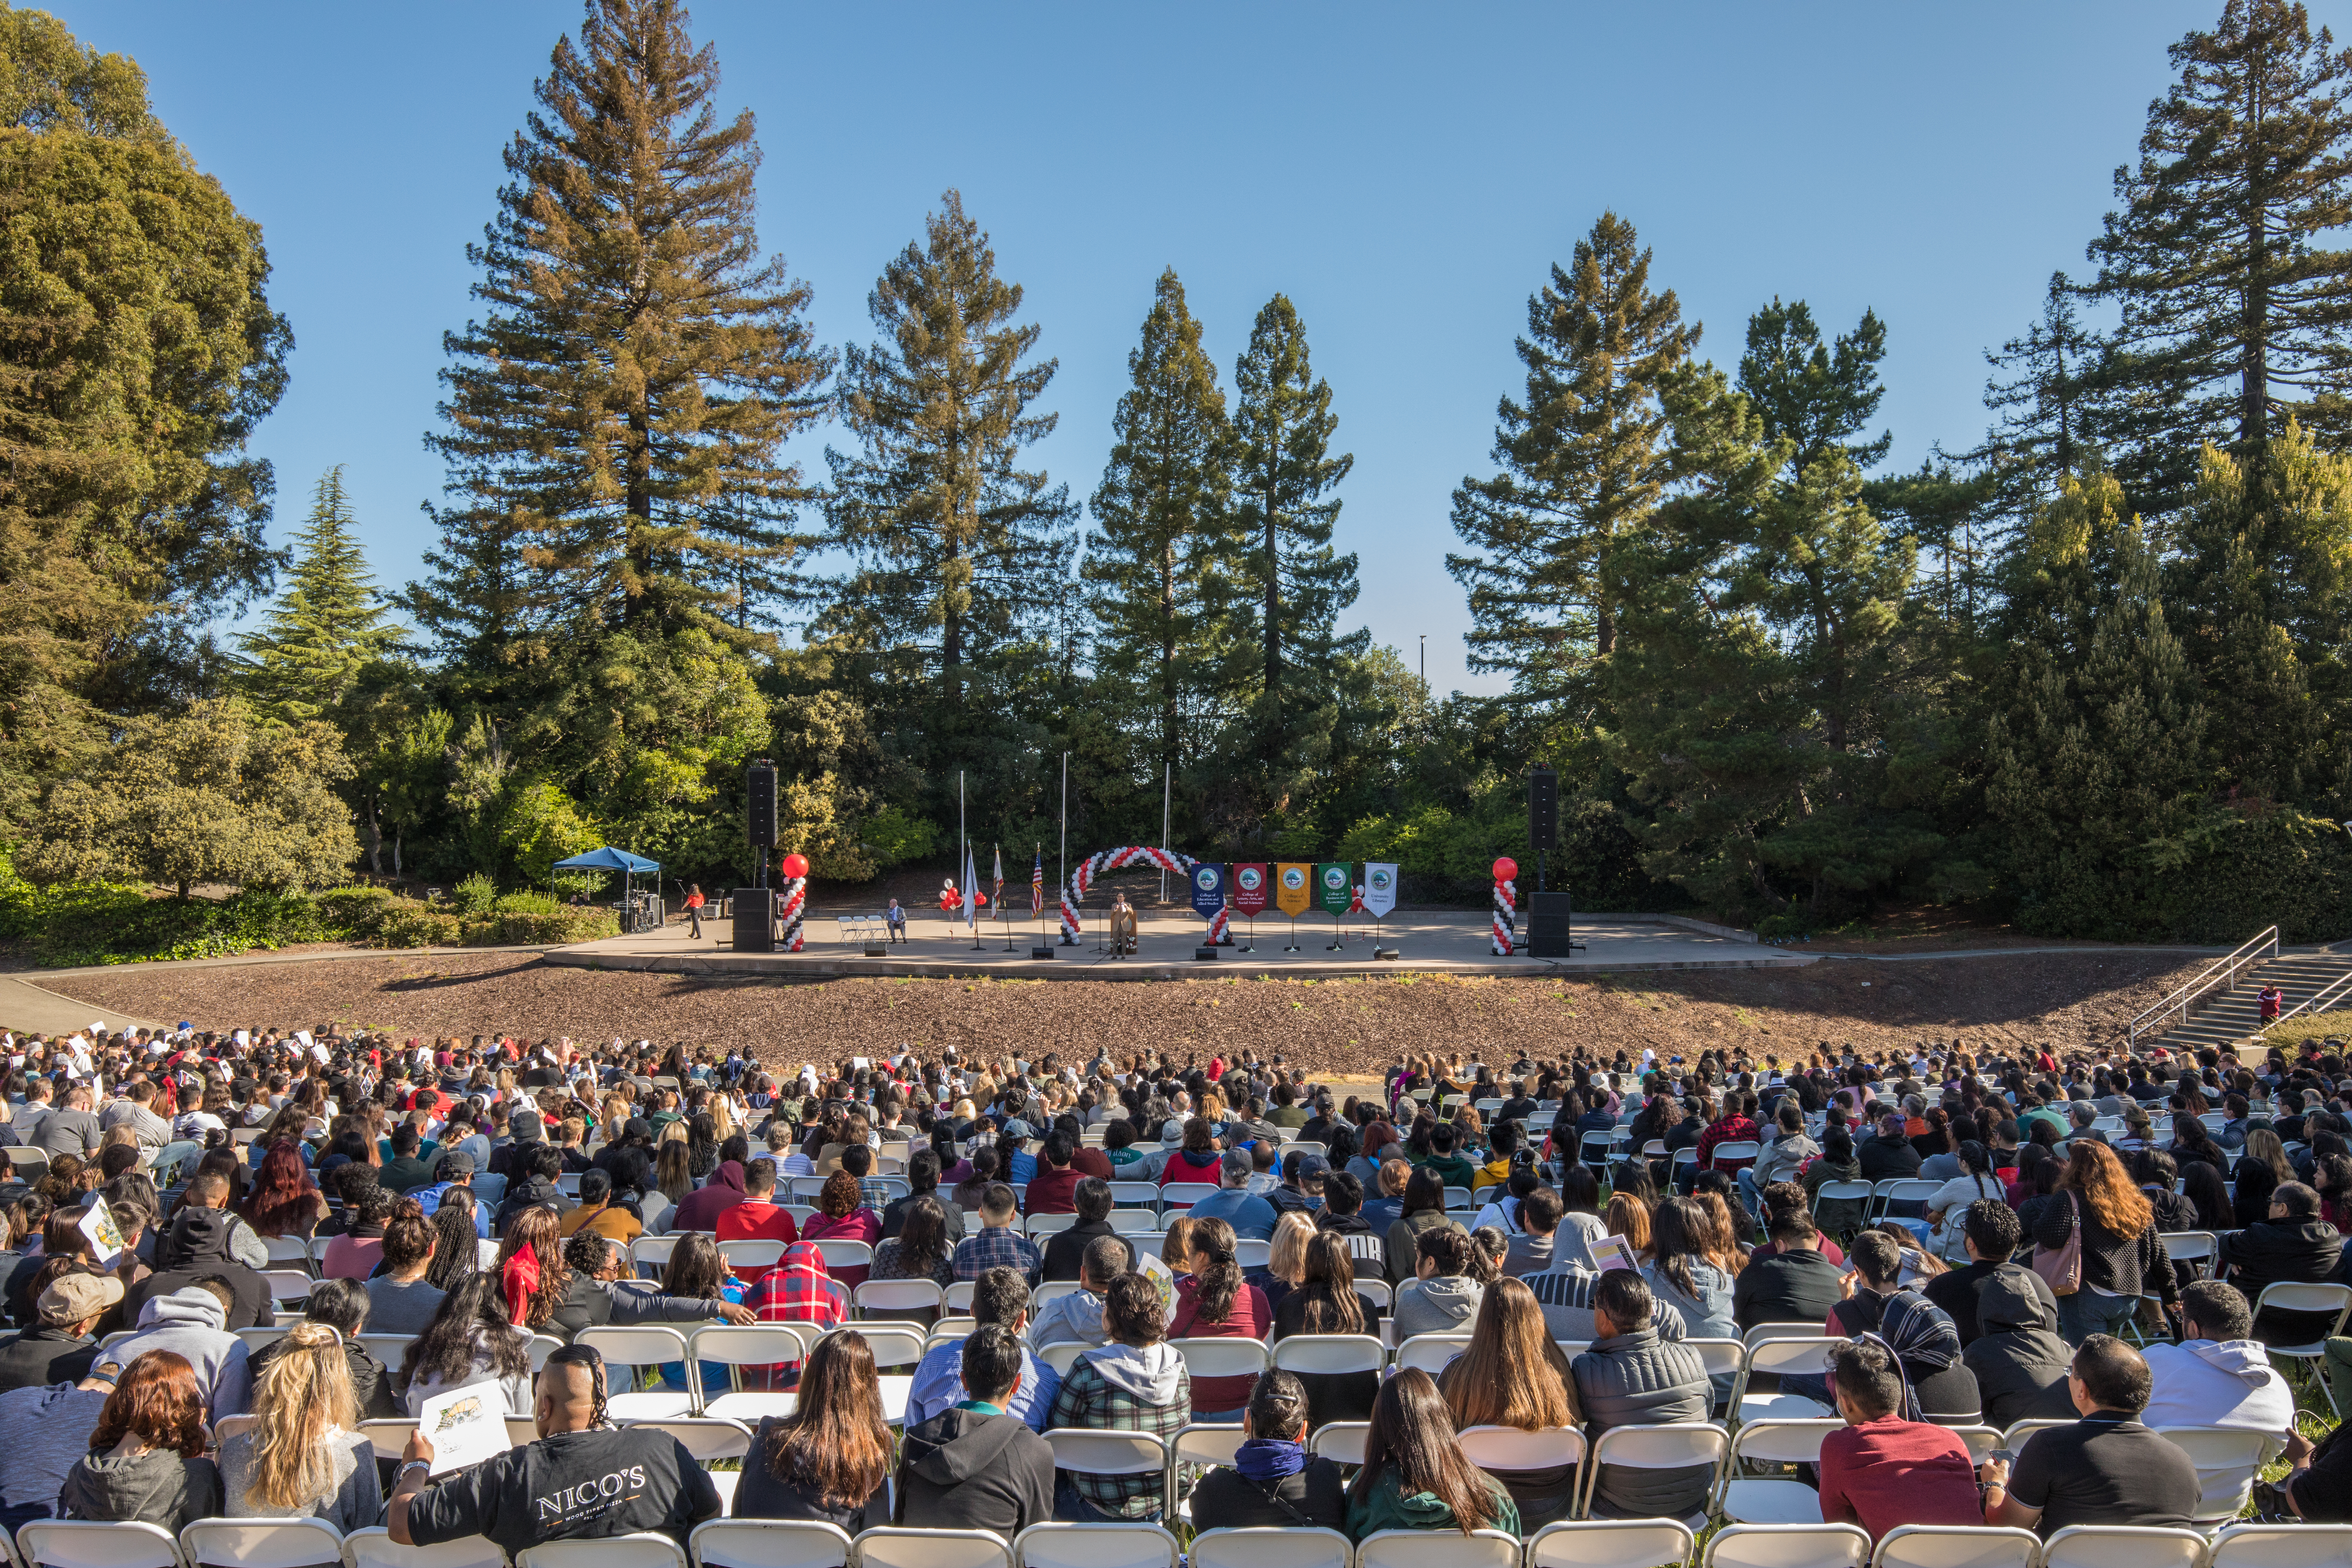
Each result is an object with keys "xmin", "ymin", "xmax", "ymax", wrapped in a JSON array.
[{"xmin": 546, "ymin": 907, "xmax": 1815, "ymax": 981}]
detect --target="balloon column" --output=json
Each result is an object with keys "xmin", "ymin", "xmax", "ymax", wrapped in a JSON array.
[
  {"xmin": 779, "ymin": 853, "xmax": 810, "ymax": 953},
  {"xmin": 1491, "ymin": 856, "xmax": 1518, "ymax": 957}
]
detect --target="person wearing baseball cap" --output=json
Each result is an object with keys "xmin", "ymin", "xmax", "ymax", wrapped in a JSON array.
[
  {"xmin": 1268, "ymin": 1150, "xmax": 1329, "ymax": 1216},
  {"xmin": 0, "ymin": 1270, "xmax": 124, "ymax": 1392}
]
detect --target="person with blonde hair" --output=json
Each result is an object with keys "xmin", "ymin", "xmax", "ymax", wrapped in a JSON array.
[
  {"xmin": 218, "ymin": 1323, "xmax": 382, "ymax": 1530},
  {"xmin": 1252, "ymin": 1211, "xmax": 1317, "ymax": 1315}
]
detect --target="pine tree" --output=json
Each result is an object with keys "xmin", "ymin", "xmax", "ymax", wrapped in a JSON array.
[
  {"xmin": 1231, "ymin": 295, "xmax": 1360, "ymax": 765},
  {"xmin": 825, "ymin": 190, "xmax": 1077, "ymax": 716},
  {"xmin": 233, "ymin": 468, "xmax": 402, "ymax": 723},
  {"xmin": 1736, "ymin": 298, "xmax": 1890, "ymax": 477},
  {"xmin": 1975, "ymin": 272, "xmax": 2106, "ymax": 520},
  {"xmin": 418, "ymin": 0, "xmax": 831, "ymax": 654},
  {"xmin": 2086, "ymin": 0, "xmax": 2352, "ymax": 510},
  {"xmin": 1081, "ymin": 269, "xmax": 1239, "ymax": 782},
  {"xmin": 1448, "ymin": 212, "xmax": 1697, "ymax": 710}
]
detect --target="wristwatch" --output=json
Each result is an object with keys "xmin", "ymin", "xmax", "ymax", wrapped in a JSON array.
[{"xmin": 397, "ymin": 1460, "xmax": 433, "ymax": 1484}]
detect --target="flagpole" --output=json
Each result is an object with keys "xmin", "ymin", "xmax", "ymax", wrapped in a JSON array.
[
  {"xmin": 1160, "ymin": 761, "xmax": 1171, "ymax": 904},
  {"xmin": 1059, "ymin": 751, "xmax": 1071, "ymax": 945}
]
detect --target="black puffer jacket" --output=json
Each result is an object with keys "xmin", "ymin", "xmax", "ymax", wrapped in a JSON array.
[
  {"xmin": 1959, "ymin": 1267, "xmax": 2076, "ymax": 1429},
  {"xmin": 1570, "ymin": 1328, "xmax": 1712, "ymax": 1520},
  {"xmin": 2220, "ymin": 1217, "xmax": 2345, "ymax": 1344}
]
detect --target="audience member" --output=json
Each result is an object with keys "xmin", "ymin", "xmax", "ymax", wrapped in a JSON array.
[
  {"xmin": 1732, "ymin": 1203, "xmax": 1842, "ymax": 1331},
  {"xmin": 58, "ymin": 1351, "xmax": 221, "ymax": 1530},
  {"xmin": 1982, "ymin": 1336, "xmax": 2198, "ymax": 1535},
  {"xmin": 0, "ymin": 1362, "xmax": 116, "ymax": 1532},
  {"xmin": 2141, "ymin": 1279, "xmax": 2294, "ymax": 1438},
  {"xmin": 1190, "ymin": 1369, "xmax": 1348, "ymax": 1528},
  {"xmin": 1960, "ymin": 1267, "xmax": 2078, "ymax": 1428},
  {"xmin": 1029, "ymin": 1236, "xmax": 1121, "ymax": 1350},
  {"xmin": 1046, "ymin": 1273, "xmax": 1191, "ymax": 1521},
  {"xmin": 1190, "ymin": 1150, "xmax": 1280, "ymax": 1242},
  {"xmin": 1039, "ymin": 1179, "xmax": 1133, "ymax": 1283},
  {"xmin": 1167, "ymin": 1218, "xmax": 1272, "ymax": 1418},
  {"xmin": 734, "ymin": 1330, "xmax": 893, "ymax": 1529},
  {"xmin": 1572, "ymin": 1270, "xmax": 1713, "ymax": 1519},
  {"xmin": 1343, "ymin": 1366, "xmax": 1519, "ymax": 1541},
  {"xmin": 400, "ymin": 1273, "xmax": 535, "ymax": 1416},
  {"xmin": 216, "ymin": 1322, "xmax": 382, "ymax": 1531},
  {"xmin": 0, "ymin": 1270, "xmax": 118, "ymax": 1391},
  {"xmin": 1816, "ymin": 1338, "xmax": 1983, "ymax": 1539},
  {"xmin": 906, "ymin": 1267, "xmax": 1061, "ymax": 1430},
  {"xmin": 1395, "ymin": 1226, "xmax": 1487, "ymax": 1339},
  {"xmin": 101, "ymin": 1280, "xmax": 250, "ymax": 1421},
  {"xmin": 1921, "ymin": 1200, "xmax": 2026, "ymax": 1344},
  {"xmin": 2219, "ymin": 1180, "xmax": 2345, "ymax": 1345},
  {"xmin": 2034, "ymin": 1143, "xmax": 2175, "ymax": 1345},
  {"xmin": 952, "ymin": 1184, "xmax": 1041, "ymax": 1282},
  {"xmin": 894, "ymin": 1326, "xmax": 1056, "ymax": 1532},
  {"xmin": 1435, "ymin": 1278, "xmax": 1581, "ymax": 1527}
]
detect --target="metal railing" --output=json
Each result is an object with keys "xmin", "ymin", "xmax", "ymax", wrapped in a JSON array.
[
  {"xmin": 2260, "ymin": 965, "xmax": 2352, "ymax": 1041},
  {"xmin": 2126, "ymin": 925, "xmax": 2278, "ymax": 1048}
]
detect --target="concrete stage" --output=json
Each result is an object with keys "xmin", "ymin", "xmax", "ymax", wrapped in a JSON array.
[{"xmin": 545, "ymin": 907, "xmax": 1815, "ymax": 981}]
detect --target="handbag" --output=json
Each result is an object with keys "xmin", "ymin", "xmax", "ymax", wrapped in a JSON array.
[{"xmin": 2032, "ymin": 1191, "xmax": 2083, "ymax": 1296}]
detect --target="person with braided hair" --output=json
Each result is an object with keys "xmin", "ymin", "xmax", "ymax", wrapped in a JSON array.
[{"xmin": 389, "ymin": 1344, "xmax": 720, "ymax": 1556}]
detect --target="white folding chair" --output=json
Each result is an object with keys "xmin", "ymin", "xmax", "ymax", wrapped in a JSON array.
[
  {"xmin": 576, "ymin": 1325, "xmax": 698, "ymax": 1419},
  {"xmin": 261, "ymin": 1235, "xmax": 315, "ymax": 1273},
  {"xmin": 1732, "ymin": 1338, "xmax": 1835, "ymax": 1422},
  {"xmin": 2038, "ymin": 1527, "xmax": 2210, "ymax": 1568},
  {"xmin": 926, "ymin": 1317, "xmax": 976, "ymax": 1350},
  {"xmin": 2153, "ymin": 1425, "xmax": 2277, "ymax": 1523},
  {"xmin": 260, "ymin": 1269, "xmax": 313, "ymax": 1307},
  {"xmin": 180, "ymin": 1520, "xmax": 344, "ymax": 1568},
  {"xmin": 1026, "ymin": 1213, "xmax": 1080, "ymax": 1237},
  {"xmin": 2251, "ymin": 1282, "xmax": 2352, "ymax": 1415},
  {"xmin": 1234, "ymin": 1239, "xmax": 1272, "ymax": 1270},
  {"xmin": 1042, "ymin": 1430, "xmax": 1170, "ymax": 1518},
  {"xmin": 1577, "ymin": 1422, "xmax": 1729, "ymax": 1529},
  {"xmin": 233, "ymin": 1323, "xmax": 308, "ymax": 1354},
  {"xmin": 630, "ymin": 1233, "xmax": 683, "ymax": 1278},
  {"xmin": 812, "ymin": 1239, "xmax": 872, "ymax": 1272},
  {"xmin": 1740, "ymin": 1323, "xmax": 1823, "ymax": 1347},
  {"xmin": 1169, "ymin": 1337, "xmax": 1269, "ymax": 1387},
  {"xmin": 1703, "ymin": 1525, "xmax": 1872, "ymax": 1568},
  {"xmin": 1526, "ymin": 1520, "xmax": 1694, "ymax": 1568},
  {"xmin": 2002, "ymin": 1417, "xmax": 2073, "ymax": 1450},
  {"xmin": 1310, "ymin": 1421, "xmax": 1368, "ymax": 1466},
  {"xmin": 945, "ymin": 1280, "xmax": 975, "ymax": 1311},
  {"xmin": 1942, "ymin": 1427, "xmax": 2005, "ymax": 1470},
  {"xmin": 527, "ymin": 1334, "xmax": 567, "ymax": 1372},
  {"xmin": 1270, "ymin": 1334, "xmax": 1385, "ymax": 1378},
  {"xmin": 1011, "ymin": 1524, "xmax": 1179, "ymax": 1568},
  {"xmin": 515, "ymin": 1536, "xmax": 688, "ymax": 1568},
  {"xmin": 1032, "ymin": 1282, "xmax": 1084, "ymax": 1307},
  {"xmin": 854, "ymin": 1279, "xmax": 946, "ymax": 1320},
  {"xmin": 357, "ymin": 1333, "xmax": 413, "ymax": 1371},
  {"xmin": 1457, "ymin": 1424, "xmax": 1583, "ymax": 1495},
  {"xmin": 1392, "ymin": 1333, "xmax": 1474, "ymax": 1377},
  {"xmin": 342, "ymin": 1526, "xmax": 506, "ymax": 1568},
  {"xmin": 1870, "ymin": 1527, "xmax": 2042, "ymax": 1568},
  {"xmin": 18, "ymin": 1522, "xmax": 184, "ymax": 1568},
  {"xmin": 1716, "ymin": 1419, "xmax": 1837, "ymax": 1524},
  {"xmin": 1357, "ymin": 1530, "xmax": 1519, "ymax": 1568},
  {"xmin": 355, "ymin": 1419, "xmax": 421, "ymax": 1460},
  {"xmin": 1708, "ymin": 1140, "xmax": 1761, "ymax": 1171},
  {"xmin": 1162, "ymin": 1183, "xmax": 1218, "ymax": 1209},
  {"xmin": 1187, "ymin": 1530, "xmax": 1352, "ymax": 1568},
  {"xmin": 1037, "ymin": 1340, "xmax": 1089, "ymax": 1375},
  {"xmin": 2210, "ymin": 1524, "xmax": 2352, "ymax": 1568},
  {"xmin": 690, "ymin": 1520, "xmax": 849, "ymax": 1568},
  {"xmin": 718, "ymin": 1239, "xmax": 786, "ymax": 1276},
  {"xmin": 850, "ymin": 1528, "xmax": 1014, "ymax": 1568},
  {"xmin": 689, "ymin": 1324, "xmax": 807, "ymax": 1421},
  {"xmin": 1167, "ymin": 1424, "xmax": 1247, "ymax": 1524}
]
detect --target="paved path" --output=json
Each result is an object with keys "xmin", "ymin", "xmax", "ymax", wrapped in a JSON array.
[
  {"xmin": 1815, "ymin": 946, "xmax": 2228, "ymax": 962},
  {"xmin": 0, "ymin": 975, "xmax": 162, "ymax": 1034}
]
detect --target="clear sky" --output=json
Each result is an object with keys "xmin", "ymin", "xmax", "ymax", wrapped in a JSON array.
[{"xmin": 46, "ymin": 0, "xmax": 2247, "ymax": 696}]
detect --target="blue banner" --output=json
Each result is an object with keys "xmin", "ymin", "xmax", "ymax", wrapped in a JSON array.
[{"xmin": 1189, "ymin": 861, "xmax": 1228, "ymax": 922}]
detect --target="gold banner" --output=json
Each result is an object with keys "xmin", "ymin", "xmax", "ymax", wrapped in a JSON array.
[{"xmin": 1274, "ymin": 862, "xmax": 1313, "ymax": 918}]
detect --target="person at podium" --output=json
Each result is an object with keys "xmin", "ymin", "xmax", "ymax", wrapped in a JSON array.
[{"xmin": 1108, "ymin": 892, "xmax": 1139, "ymax": 957}]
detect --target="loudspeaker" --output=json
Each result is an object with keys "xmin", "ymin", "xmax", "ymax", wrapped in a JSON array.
[
  {"xmin": 731, "ymin": 887, "xmax": 775, "ymax": 952},
  {"xmin": 746, "ymin": 760, "xmax": 778, "ymax": 848},
  {"xmin": 1526, "ymin": 890, "xmax": 1577, "ymax": 957},
  {"xmin": 1528, "ymin": 764, "xmax": 1559, "ymax": 857}
]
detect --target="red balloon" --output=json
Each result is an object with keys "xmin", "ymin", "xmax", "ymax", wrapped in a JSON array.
[
  {"xmin": 780, "ymin": 853, "xmax": 810, "ymax": 880},
  {"xmin": 1493, "ymin": 856, "xmax": 1518, "ymax": 884}
]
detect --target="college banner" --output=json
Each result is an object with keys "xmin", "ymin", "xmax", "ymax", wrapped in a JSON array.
[
  {"xmin": 1231, "ymin": 863, "xmax": 1270, "ymax": 917},
  {"xmin": 1274, "ymin": 862, "xmax": 1313, "ymax": 918},
  {"xmin": 1315, "ymin": 862, "xmax": 1353, "ymax": 918},
  {"xmin": 1363, "ymin": 862, "xmax": 1399, "ymax": 918},
  {"xmin": 1189, "ymin": 862, "xmax": 1227, "ymax": 921}
]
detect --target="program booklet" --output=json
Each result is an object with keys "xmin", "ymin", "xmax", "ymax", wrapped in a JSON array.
[{"xmin": 416, "ymin": 1385, "xmax": 515, "ymax": 1477}]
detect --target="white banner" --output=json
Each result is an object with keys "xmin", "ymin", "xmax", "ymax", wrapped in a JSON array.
[{"xmin": 1363, "ymin": 862, "xmax": 1399, "ymax": 918}]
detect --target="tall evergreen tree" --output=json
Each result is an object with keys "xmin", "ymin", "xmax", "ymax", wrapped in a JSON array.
[
  {"xmin": 1975, "ymin": 272, "xmax": 2106, "ymax": 519},
  {"xmin": 2086, "ymin": 0, "xmax": 2352, "ymax": 508},
  {"xmin": 416, "ymin": 0, "xmax": 830, "ymax": 657},
  {"xmin": 233, "ymin": 467, "xmax": 402, "ymax": 723},
  {"xmin": 1448, "ymin": 212, "xmax": 1697, "ymax": 711},
  {"xmin": 1736, "ymin": 298, "xmax": 1890, "ymax": 478},
  {"xmin": 1081, "ymin": 269, "xmax": 1238, "ymax": 781},
  {"xmin": 825, "ymin": 190, "xmax": 1077, "ymax": 720},
  {"xmin": 1230, "ymin": 295, "xmax": 1360, "ymax": 763}
]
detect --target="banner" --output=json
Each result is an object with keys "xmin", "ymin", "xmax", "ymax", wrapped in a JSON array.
[
  {"xmin": 1274, "ymin": 862, "xmax": 1313, "ymax": 918},
  {"xmin": 1315, "ymin": 862, "xmax": 1353, "ymax": 918},
  {"xmin": 1363, "ymin": 862, "xmax": 1399, "ymax": 919},
  {"xmin": 1231, "ymin": 863, "xmax": 1269, "ymax": 917},
  {"xmin": 1189, "ymin": 862, "xmax": 1227, "ymax": 922}
]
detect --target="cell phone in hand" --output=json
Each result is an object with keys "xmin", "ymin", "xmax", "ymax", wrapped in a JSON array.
[{"xmin": 1987, "ymin": 1448, "xmax": 2015, "ymax": 1466}]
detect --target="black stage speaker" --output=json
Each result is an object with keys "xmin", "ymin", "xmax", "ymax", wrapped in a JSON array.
[
  {"xmin": 1526, "ymin": 890, "xmax": 1577, "ymax": 958},
  {"xmin": 732, "ymin": 887, "xmax": 776, "ymax": 952},
  {"xmin": 1528, "ymin": 763, "xmax": 1559, "ymax": 857},
  {"xmin": 747, "ymin": 759, "xmax": 778, "ymax": 848}
]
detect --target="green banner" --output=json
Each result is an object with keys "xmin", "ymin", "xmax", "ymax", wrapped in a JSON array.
[{"xmin": 1314, "ymin": 862, "xmax": 1353, "ymax": 918}]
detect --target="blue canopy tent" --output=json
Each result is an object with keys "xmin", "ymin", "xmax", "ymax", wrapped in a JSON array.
[{"xmin": 553, "ymin": 846, "xmax": 664, "ymax": 932}]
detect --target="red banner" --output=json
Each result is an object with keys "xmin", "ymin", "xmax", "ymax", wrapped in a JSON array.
[{"xmin": 1231, "ymin": 862, "xmax": 1270, "ymax": 917}]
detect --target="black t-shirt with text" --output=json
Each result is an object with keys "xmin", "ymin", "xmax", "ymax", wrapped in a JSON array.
[{"xmin": 409, "ymin": 1427, "xmax": 720, "ymax": 1557}]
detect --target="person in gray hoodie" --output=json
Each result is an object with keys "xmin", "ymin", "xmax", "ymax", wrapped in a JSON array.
[
  {"xmin": 1392, "ymin": 1227, "xmax": 1485, "ymax": 1339},
  {"xmin": 2140, "ymin": 1279, "xmax": 2294, "ymax": 1441},
  {"xmin": 1739, "ymin": 1104, "xmax": 1821, "ymax": 1216},
  {"xmin": 1027, "ymin": 1237, "xmax": 1119, "ymax": 1351},
  {"xmin": 1959, "ymin": 1266, "xmax": 2078, "ymax": 1429},
  {"xmin": 99, "ymin": 1282, "xmax": 250, "ymax": 1421},
  {"xmin": 895, "ymin": 1325, "xmax": 1056, "ymax": 1532},
  {"xmin": 59, "ymin": 1349, "xmax": 222, "ymax": 1531}
]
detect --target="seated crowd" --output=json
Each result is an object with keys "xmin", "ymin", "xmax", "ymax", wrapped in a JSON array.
[{"xmin": 0, "ymin": 1028, "xmax": 2339, "ymax": 1554}]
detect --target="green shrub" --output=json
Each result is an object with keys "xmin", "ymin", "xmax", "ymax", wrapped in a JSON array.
[
  {"xmin": 455, "ymin": 910, "xmax": 618, "ymax": 945},
  {"xmin": 374, "ymin": 906, "xmax": 463, "ymax": 948},
  {"xmin": 492, "ymin": 890, "xmax": 564, "ymax": 916},
  {"xmin": 450, "ymin": 873, "xmax": 498, "ymax": 913},
  {"xmin": 317, "ymin": 886, "xmax": 397, "ymax": 933}
]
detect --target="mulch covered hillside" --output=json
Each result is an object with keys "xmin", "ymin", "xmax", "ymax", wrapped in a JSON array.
[{"xmin": 40, "ymin": 948, "xmax": 2211, "ymax": 1076}]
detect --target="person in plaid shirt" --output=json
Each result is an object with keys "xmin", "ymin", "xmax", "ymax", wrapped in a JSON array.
[
  {"xmin": 844, "ymin": 1143, "xmax": 895, "ymax": 1212},
  {"xmin": 739, "ymin": 1240, "xmax": 848, "ymax": 1388},
  {"xmin": 1046, "ymin": 1272, "xmax": 1192, "ymax": 1521},
  {"xmin": 952, "ymin": 1183, "xmax": 1041, "ymax": 1282}
]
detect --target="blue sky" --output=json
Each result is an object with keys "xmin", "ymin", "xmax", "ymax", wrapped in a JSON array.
[{"xmin": 48, "ymin": 0, "xmax": 2242, "ymax": 695}]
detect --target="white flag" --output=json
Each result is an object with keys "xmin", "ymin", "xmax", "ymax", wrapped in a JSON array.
[
  {"xmin": 963, "ymin": 847, "xmax": 980, "ymax": 929},
  {"xmin": 1363, "ymin": 862, "xmax": 1400, "ymax": 918}
]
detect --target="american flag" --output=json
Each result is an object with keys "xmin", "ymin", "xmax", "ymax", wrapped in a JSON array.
[{"xmin": 1032, "ymin": 846, "xmax": 1044, "ymax": 916}]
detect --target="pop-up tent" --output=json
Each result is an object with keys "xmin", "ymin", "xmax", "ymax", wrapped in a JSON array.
[{"xmin": 552, "ymin": 846, "xmax": 663, "ymax": 929}]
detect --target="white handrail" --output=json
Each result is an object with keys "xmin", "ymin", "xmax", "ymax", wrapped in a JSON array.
[
  {"xmin": 2261, "ymin": 966, "xmax": 2352, "ymax": 1040},
  {"xmin": 2126, "ymin": 925, "xmax": 2278, "ymax": 1047}
]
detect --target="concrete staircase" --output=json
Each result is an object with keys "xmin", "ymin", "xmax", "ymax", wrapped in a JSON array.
[{"xmin": 2144, "ymin": 949, "xmax": 2352, "ymax": 1053}]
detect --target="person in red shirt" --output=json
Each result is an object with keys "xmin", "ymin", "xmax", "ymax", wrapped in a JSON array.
[
  {"xmin": 1816, "ymin": 1338, "xmax": 1983, "ymax": 1540},
  {"xmin": 714, "ymin": 1157, "xmax": 799, "ymax": 1282},
  {"xmin": 1022, "ymin": 1131, "xmax": 1083, "ymax": 1216}
]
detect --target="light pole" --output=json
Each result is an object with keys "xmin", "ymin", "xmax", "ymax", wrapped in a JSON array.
[{"xmin": 1419, "ymin": 634, "xmax": 1426, "ymax": 688}]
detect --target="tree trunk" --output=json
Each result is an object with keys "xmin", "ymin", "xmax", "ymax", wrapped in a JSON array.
[{"xmin": 366, "ymin": 795, "xmax": 383, "ymax": 876}]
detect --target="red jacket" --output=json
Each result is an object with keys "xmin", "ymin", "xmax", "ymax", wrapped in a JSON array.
[
  {"xmin": 715, "ymin": 1199, "xmax": 799, "ymax": 1282},
  {"xmin": 1023, "ymin": 1167, "xmax": 1081, "ymax": 1216}
]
